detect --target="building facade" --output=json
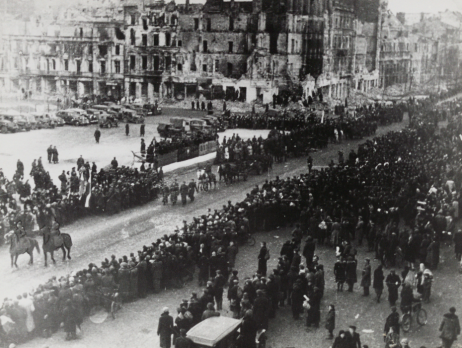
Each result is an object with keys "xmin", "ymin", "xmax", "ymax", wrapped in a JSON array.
[
  {"xmin": 1, "ymin": 0, "xmax": 461, "ymax": 103},
  {"xmin": 0, "ymin": 12, "xmax": 125, "ymax": 100}
]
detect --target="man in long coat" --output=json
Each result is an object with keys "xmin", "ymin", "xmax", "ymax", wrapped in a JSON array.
[
  {"xmin": 373, "ymin": 264, "xmax": 384, "ymax": 303},
  {"xmin": 360, "ymin": 258, "xmax": 371, "ymax": 296},
  {"xmin": 385, "ymin": 270, "xmax": 401, "ymax": 306},
  {"xmin": 345, "ymin": 257, "xmax": 357, "ymax": 292},
  {"xmin": 252, "ymin": 290, "xmax": 270, "ymax": 330},
  {"xmin": 439, "ymin": 307, "xmax": 461, "ymax": 348},
  {"xmin": 158, "ymin": 307, "xmax": 174, "ymax": 348},
  {"xmin": 180, "ymin": 181, "xmax": 188, "ymax": 206}
]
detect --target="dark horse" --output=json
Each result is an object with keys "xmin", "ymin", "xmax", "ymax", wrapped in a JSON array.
[{"xmin": 39, "ymin": 225, "xmax": 73, "ymax": 267}]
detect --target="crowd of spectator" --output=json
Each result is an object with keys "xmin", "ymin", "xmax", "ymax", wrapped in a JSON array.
[
  {"xmin": 1, "ymin": 94, "xmax": 462, "ymax": 347},
  {"xmin": 0, "ymin": 156, "xmax": 163, "ymax": 244}
]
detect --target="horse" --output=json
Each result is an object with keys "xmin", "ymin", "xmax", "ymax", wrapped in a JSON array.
[
  {"xmin": 219, "ymin": 163, "xmax": 242, "ymax": 184},
  {"xmin": 38, "ymin": 226, "xmax": 73, "ymax": 267},
  {"xmin": 4, "ymin": 231, "xmax": 40, "ymax": 268},
  {"xmin": 198, "ymin": 171, "xmax": 218, "ymax": 191}
]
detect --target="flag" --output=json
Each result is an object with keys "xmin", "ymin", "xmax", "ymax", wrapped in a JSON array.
[{"xmin": 85, "ymin": 172, "xmax": 92, "ymax": 208}]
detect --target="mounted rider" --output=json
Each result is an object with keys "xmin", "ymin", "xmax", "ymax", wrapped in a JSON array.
[
  {"xmin": 47, "ymin": 220, "xmax": 63, "ymax": 248},
  {"xmin": 14, "ymin": 220, "xmax": 27, "ymax": 243}
]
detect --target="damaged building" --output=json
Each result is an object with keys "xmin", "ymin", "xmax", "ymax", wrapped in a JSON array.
[
  {"xmin": 123, "ymin": 0, "xmax": 182, "ymax": 100},
  {"xmin": 0, "ymin": 9, "xmax": 126, "ymax": 99},
  {"xmin": 1, "ymin": 0, "xmax": 461, "ymax": 103},
  {"xmin": 316, "ymin": 0, "xmax": 382, "ymax": 101}
]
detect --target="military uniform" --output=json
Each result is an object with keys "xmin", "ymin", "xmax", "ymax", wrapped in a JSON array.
[
  {"xmin": 180, "ymin": 182, "xmax": 189, "ymax": 206},
  {"xmin": 188, "ymin": 180, "xmax": 197, "ymax": 202},
  {"xmin": 170, "ymin": 181, "xmax": 179, "ymax": 205},
  {"xmin": 162, "ymin": 185, "xmax": 170, "ymax": 205}
]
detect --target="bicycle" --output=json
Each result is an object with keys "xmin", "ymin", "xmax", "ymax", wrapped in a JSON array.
[{"xmin": 401, "ymin": 300, "xmax": 427, "ymax": 332}]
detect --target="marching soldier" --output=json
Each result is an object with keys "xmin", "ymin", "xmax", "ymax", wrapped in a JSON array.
[
  {"xmin": 188, "ymin": 179, "xmax": 198, "ymax": 202},
  {"xmin": 162, "ymin": 184, "xmax": 170, "ymax": 205},
  {"xmin": 180, "ymin": 181, "xmax": 189, "ymax": 206},
  {"xmin": 170, "ymin": 179, "xmax": 179, "ymax": 205}
]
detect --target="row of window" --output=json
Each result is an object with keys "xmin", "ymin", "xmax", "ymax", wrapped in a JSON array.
[
  {"xmin": 333, "ymin": 35, "xmax": 350, "ymax": 49},
  {"xmin": 16, "ymin": 57, "xmax": 121, "ymax": 74},
  {"xmin": 128, "ymin": 55, "xmax": 173, "ymax": 71},
  {"xmin": 334, "ymin": 15, "xmax": 353, "ymax": 29},
  {"xmin": 132, "ymin": 15, "xmax": 236, "ymax": 32},
  {"xmin": 381, "ymin": 42, "xmax": 410, "ymax": 52},
  {"xmin": 130, "ymin": 13, "xmax": 178, "ymax": 27},
  {"xmin": 130, "ymin": 30, "xmax": 182, "ymax": 48}
]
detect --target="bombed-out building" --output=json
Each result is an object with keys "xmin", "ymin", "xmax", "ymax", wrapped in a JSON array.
[
  {"xmin": 0, "ymin": 9, "xmax": 126, "ymax": 99},
  {"xmin": 316, "ymin": 0, "xmax": 381, "ymax": 101},
  {"xmin": 123, "ymin": 0, "xmax": 183, "ymax": 100}
]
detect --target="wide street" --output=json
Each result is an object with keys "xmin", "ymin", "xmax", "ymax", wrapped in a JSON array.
[
  {"xmin": 1, "ymin": 110, "xmax": 461, "ymax": 348},
  {"xmin": 0, "ymin": 108, "xmax": 256, "ymax": 184}
]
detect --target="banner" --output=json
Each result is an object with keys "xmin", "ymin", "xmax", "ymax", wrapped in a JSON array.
[{"xmin": 85, "ymin": 172, "xmax": 92, "ymax": 208}]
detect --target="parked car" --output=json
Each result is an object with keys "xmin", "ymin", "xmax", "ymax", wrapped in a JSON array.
[
  {"xmin": 48, "ymin": 112, "xmax": 65, "ymax": 127},
  {"xmin": 85, "ymin": 109, "xmax": 103, "ymax": 124},
  {"xmin": 2, "ymin": 111, "xmax": 32, "ymax": 131},
  {"xmin": 56, "ymin": 110, "xmax": 76, "ymax": 125},
  {"xmin": 99, "ymin": 114, "xmax": 119, "ymax": 128},
  {"xmin": 0, "ymin": 115, "xmax": 19, "ymax": 133},
  {"xmin": 91, "ymin": 105, "xmax": 115, "ymax": 116},
  {"xmin": 31, "ymin": 112, "xmax": 55, "ymax": 129},
  {"xmin": 107, "ymin": 105, "xmax": 125, "ymax": 120},
  {"xmin": 22, "ymin": 114, "xmax": 40, "ymax": 130},
  {"xmin": 56, "ymin": 108, "xmax": 89, "ymax": 126},
  {"xmin": 123, "ymin": 104, "xmax": 148, "ymax": 117},
  {"xmin": 73, "ymin": 115, "xmax": 90, "ymax": 126},
  {"xmin": 121, "ymin": 109, "xmax": 145, "ymax": 124}
]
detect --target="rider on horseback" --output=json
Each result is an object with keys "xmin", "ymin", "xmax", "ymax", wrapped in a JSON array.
[
  {"xmin": 14, "ymin": 220, "xmax": 27, "ymax": 243},
  {"xmin": 43, "ymin": 220, "xmax": 63, "ymax": 248}
]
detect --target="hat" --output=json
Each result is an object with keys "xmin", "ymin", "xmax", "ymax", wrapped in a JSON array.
[
  {"xmin": 162, "ymin": 307, "xmax": 169, "ymax": 313},
  {"xmin": 349, "ymin": 325, "xmax": 356, "ymax": 330},
  {"xmin": 400, "ymin": 338, "xmax": 408, "ymax": 344}
]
